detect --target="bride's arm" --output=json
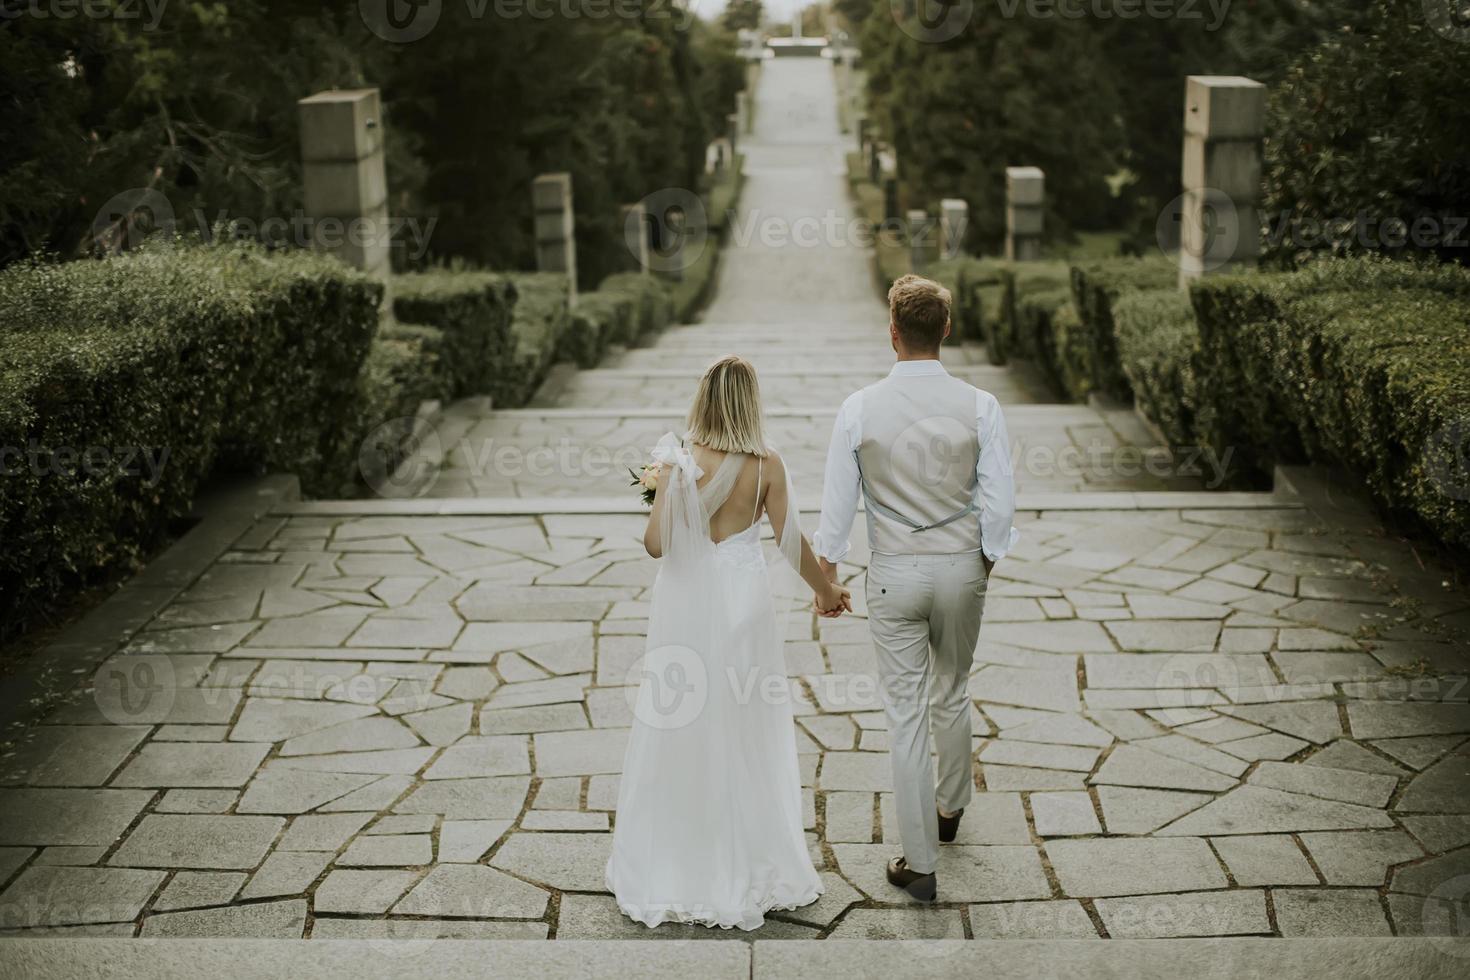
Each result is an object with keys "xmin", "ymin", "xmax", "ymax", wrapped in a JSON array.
[
  {"xmin": 642, "ymin": 464, "xmax": 671, "ymax": 558},
  {"xmin": 764, "ymin": 453, "xmax": 850, "ymax": 611}
]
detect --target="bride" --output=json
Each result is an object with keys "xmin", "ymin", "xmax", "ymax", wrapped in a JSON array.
[{"xmin": 606, "ymin": 354, "xmax": 851, "ymax": 930}]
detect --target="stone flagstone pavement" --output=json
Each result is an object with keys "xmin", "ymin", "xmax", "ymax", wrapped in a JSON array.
[{"xmin": 2, "ymin": 58, "xmax": 1469, "ymax": 953}]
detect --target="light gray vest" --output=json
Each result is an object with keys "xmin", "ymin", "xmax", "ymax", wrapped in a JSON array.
[{"xmin": 856, "ymin": 372, "xmax": 983, "ymax": 555}]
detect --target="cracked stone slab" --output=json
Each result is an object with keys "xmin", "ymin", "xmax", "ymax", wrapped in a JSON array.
[
  {"xmin": 0, "ymin": 866, "xmax": 164, "ymax": 927},
  {"xmin": 1274, "ymin": 888, "xmax": 1391, "ymax": 936},
  {"xmin": 239, "ymin": 851, "xmax": 332, "ymax": 900},
  {"xmin": 141, "ymin": 899, "xmax": 306, "ymax": 938},
  {"xmin": 1090, "ymin": 745, "xmax": 1236, "ymax": 793},
  {"xmin": 393, "ymin": 776, "xmax": 529, "ymax": 818},
  {"xmin": 1247, "ymin": 761, "xmax": 1397, "ymax": 808},
  {"xmin": 235, "ymin": 769, "xmax": 381, "ymax": 814},
  {"xmin": 1094, "ymin": 889, "xmax": 1268, "ymax": 938},
  {"xmin": 109, "ymin": 814, "xmax": 283, "ymax": 870},
  {"xmin": 1030, "ymin": 792, "xmax": 1102, "ymax": 837},
  {"xmin": 1299, "ymin": 830, "xmax": 1425, "ymax": 886},
  {"xmin": 1156, "ymin": 786, "xmax": 1395, "ymax": 836},
  {"xmin": 0, "ymin": 789, "xmax": 153, "ymax": 846},
  {"xmin": 490, "ymin": 832, "xmax": 611, "ymax": 891},
  {"xmin": 111, "ymin": 742, "xmax": 270, "ymax": 789},
  {"xmin": 312, "ymin": 869, "xmax": 418, "ymax": 914},
  {"xmin": 1209, "ymin": 835, "xmax": 1318, "ymax": 886},
  {"xmin": 828, "ymin": 907, "xmax": 965, "ymax": 939},
  {"xmin": 1047, "ymin": 838, "xmax": 1226, "ymax": 897},
  {"xmin": 0, "ymin": 726, "xmax": 150, "ymax": 787},
  {"xmin": 338, "ymin": 834, "xmax": 433, "ymax": 867},
  {"xmin": 392, "ymin": 864, "xmax": 548, "ymax": 919},
  {"xmin": 968, "ymin": 899, "xmax": 1098, "ymax": 938},
  {"xmin": 154, "ymin": 871, "xmax": 247, "ymax": 911}
]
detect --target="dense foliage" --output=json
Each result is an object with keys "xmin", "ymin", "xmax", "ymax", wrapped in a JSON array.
[
  {"xmin": 0, "ymin": 241, "xmax": 381, "ymax": 639},
  {"xmin": 1262, "ymin": 0, "xmax": 1470, "ymax": 265},
  {"xmin": 1, "ymin": 2, "xmax": 744, "ymax": 284}
]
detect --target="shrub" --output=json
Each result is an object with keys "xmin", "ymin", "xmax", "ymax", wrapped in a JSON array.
[
  {"xmin": 998, "ymin": 262, "xmax": 1071, "ymax": 368},
  {"xmin": 392, "ymin": 270, "xmax": 517, "ymax": 398},
  {"xmin": 560, "ymin": 292, "xmax": 633, "ymax": 368},
  {"xmin": 1069, "ymin": 256, "xmax": 1178, "ymax": 401},
  {"xmin": 597, "ymin": 272, "xmax": 675, "ymax": 342},
  {"xmin": 1014, "ymin": 287, "xmax": 1076, "ymax": 396},
  {"xmin": 499, "ymin": 272, "xmax": 571, "ymax": 406},
  {"xmin": 0, "ymin": 242, "xmax": 381, "ymax": 637},
  {"xmin": 1190, "ymin": 256, "xmax": 1470, "ymax": 548},
  {"xmin": 1113, "ymin": 289, "xmax": 1200, "ymax": 449}
]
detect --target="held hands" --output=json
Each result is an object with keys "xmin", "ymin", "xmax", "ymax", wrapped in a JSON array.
[{"xmin": 814, "ymin": 582, "xmax": 852, "ymax": 618}]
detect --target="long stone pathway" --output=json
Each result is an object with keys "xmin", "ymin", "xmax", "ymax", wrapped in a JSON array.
[{"xmin": 1, "ymin": 58, "xmax": 1469, "ymax": 955}]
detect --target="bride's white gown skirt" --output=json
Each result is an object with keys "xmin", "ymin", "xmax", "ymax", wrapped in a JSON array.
[{"xmin": 606, "ymin": 526, "xmax": 823, "ymax": 929}]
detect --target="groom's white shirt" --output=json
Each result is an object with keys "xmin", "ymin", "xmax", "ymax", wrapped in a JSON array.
[{"xmin": 812, "ymin": 359, "xmax": 1019, "ymax": 563}]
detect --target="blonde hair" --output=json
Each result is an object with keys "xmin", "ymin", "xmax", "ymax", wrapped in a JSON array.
[
  {"xmin": 887, "ymin": 274, "xmax": 952, "ymax": 351},
  {"xmin": 685, "ymin": 355, "xmax": 768, "ymax": 456}
]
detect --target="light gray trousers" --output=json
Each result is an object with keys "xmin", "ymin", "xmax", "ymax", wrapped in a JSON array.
[{"xmin": 865, "ymin": 551, "xmax": 987, "ymax": 874}]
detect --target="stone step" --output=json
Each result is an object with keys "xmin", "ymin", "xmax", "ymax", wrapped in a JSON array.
[
  {"xmin": 2, "ymin": 937, "xmax": 1457, "ymax": 978},
  {"xmin": 422, "ymin": 403, "xmax": 1212, "ymax": 498},
  {"xmin": 605, "ymin": 353, "xmax": 995, "ymax": 373},
  {"xmin": 280, "ymin": 489, "xmax": 1300, "ymax": 516},
  {"xmin": 541, "ymin": 367, "xmax": 1052, "ymax": 410}
]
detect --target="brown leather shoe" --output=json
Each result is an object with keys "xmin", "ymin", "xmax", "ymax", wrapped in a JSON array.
[
  {"xmin": 938, "ymin": 807, "xmax": 964, "ymax": 844},
  {"xmin": 885, "ymin": 856, "xmax": 937, "ymax": 901}
]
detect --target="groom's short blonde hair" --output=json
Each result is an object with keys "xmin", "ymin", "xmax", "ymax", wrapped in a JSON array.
[{"xmin": 888, "ymin": 274, "xmax": 951, "ymax": 352}]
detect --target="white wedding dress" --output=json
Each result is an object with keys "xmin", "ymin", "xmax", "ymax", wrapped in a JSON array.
[{"xmin": 606, "ymin": 434, "xmax": 823, "ymax": 930}]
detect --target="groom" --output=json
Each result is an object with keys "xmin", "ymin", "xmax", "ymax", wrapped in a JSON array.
[{"xmin": 813, "ymin": 274, "xmax": 1018, "ymax": 901}]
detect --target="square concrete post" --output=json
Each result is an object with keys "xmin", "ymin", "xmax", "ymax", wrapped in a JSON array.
[
  {"xmin": 621, "ymin": 202, "xmax": 650, "ymax": 275},
  {"xmin": 738, "ymin": 90, "xmax": 754, "ymax": 135},
  {"xmin": 1179, "ymin": 75, "xmax": 1266, "ymax": 286},
  {"xmin": 907, "ymin": 209, "xmax": 931, "ymax": 273},
  {"xmin": 533, "ymin": 172, "xmax": 576, "ymax": 305},
  {"xmin": 727, "ymin": 113, "xmax": 740, "ymax": 158},
  {"xmin": 298, "ymin": 88, "xmax": 391, "ymax": 289},
  {"xmin": 940, "ymin": 198, "xmax": 968, "ymax": 260},
  {"xmin": 1005, "ymin": 166, "xmax": 1044, "ymax": 262}
]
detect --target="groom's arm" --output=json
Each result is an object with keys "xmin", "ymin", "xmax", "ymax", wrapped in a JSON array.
[
  {"xmin": 975, "ymin": 389, "xmax": 1019, "ymax": 571},
  {"xmin": 812, "ymin": 393, "xmax": 862, "ymax": 578}
]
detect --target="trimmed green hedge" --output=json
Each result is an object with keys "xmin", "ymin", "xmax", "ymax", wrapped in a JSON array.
[
  {"xmin": 1113, "ymin": 289, "xmax": 1200, "ymax": 449},
  {"xmin": 1190, "ymin": 257, "xmax": 1470, "ymax": 547},
  {"xmin": 927, "ymin": 257, "xmax": 1003, "ymax": 350},
  {"xmin": 498, "ymin": 272, "xmax": 571, "ymax": 407},
  {"xmin": 597, "ymin": 272, "xmax": 675, "ymax": 342},
  {"xmin": 1069, "ymin": 256, "xmax": 1177, "ymax": 401},
  {"xmin": 392, "ymin": 270, "xmax": 517, "ymax": 399},
  {"xmin": 0, "ymin": 242, "xmax": 381, "ymax": 636},
  {"xmin": 561, "ymin": 292, "xmax": 634, "ymax": 368},
  {"xmin": 998, "ymin": 262, "xmax": 1070, "ymax": 369},
  {"xmin": 1014, "ymin": 286, "xmax": 1077, "ymax": 396}
]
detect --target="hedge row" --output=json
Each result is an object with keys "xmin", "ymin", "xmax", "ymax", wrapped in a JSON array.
[
  {"xmin": 1188, "ymin": 258, "xmax": 1470, "ymax": 547},
  {"xmin": 0, "ymin": 242, "xmax": 382, "ymax": 635},
  {"xmin": 1069, "ymin": 256, "xmax": 1177, "ymax": 401},
  {"xmin": 392, "ymin": 270, "xmax": 517, "ymax": 399}
]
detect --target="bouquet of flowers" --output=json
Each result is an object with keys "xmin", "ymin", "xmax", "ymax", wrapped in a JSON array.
[{"xmin": 629, "ymin": 461, "xmax": 659, "ymax": 506}]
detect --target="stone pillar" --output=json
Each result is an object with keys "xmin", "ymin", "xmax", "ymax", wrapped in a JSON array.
[
  {"xmin": 940, "ymin": 198, "xmax": 968, "ymax": 260},
  {"xmin": 907, "ymin": 209, "xmax": 930, "ymax": 273},
  {"xmin": 868, "ymin": 140, "xmax": 883, "ymax": 185},
  {"xmin": 532, "ymin": 172, "xmax": 576, "ymax": 304},
  {"xmin": 298, "ymin": 88, "xmax": 390, "ymax": 286},
  {"xmin": 1179, "ymin": 75, "xmax": 1266, "ymax": 286},
  {"xmin": 739, "ymin": 90, "xmax": 753, "ymax": 135},
  {"xmin": 621, "ymin": 202, "xmax": 650, "ymax": 275},
  {"xmin": 727, "ymin": 113, "xmax": 739, "ymax": 157},
  {"xmin": 1005, "ymin": 166, "xmax": 1044, "ymax": 262}
]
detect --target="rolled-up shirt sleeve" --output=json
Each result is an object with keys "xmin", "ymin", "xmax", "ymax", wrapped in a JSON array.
[
  {"xmin": 976, "ymin": 390, "xmax": 1019, "ymax": 562},
  {"xmin": 812, "ymin": 393, "xmax": 862, "ymax": 564}
]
